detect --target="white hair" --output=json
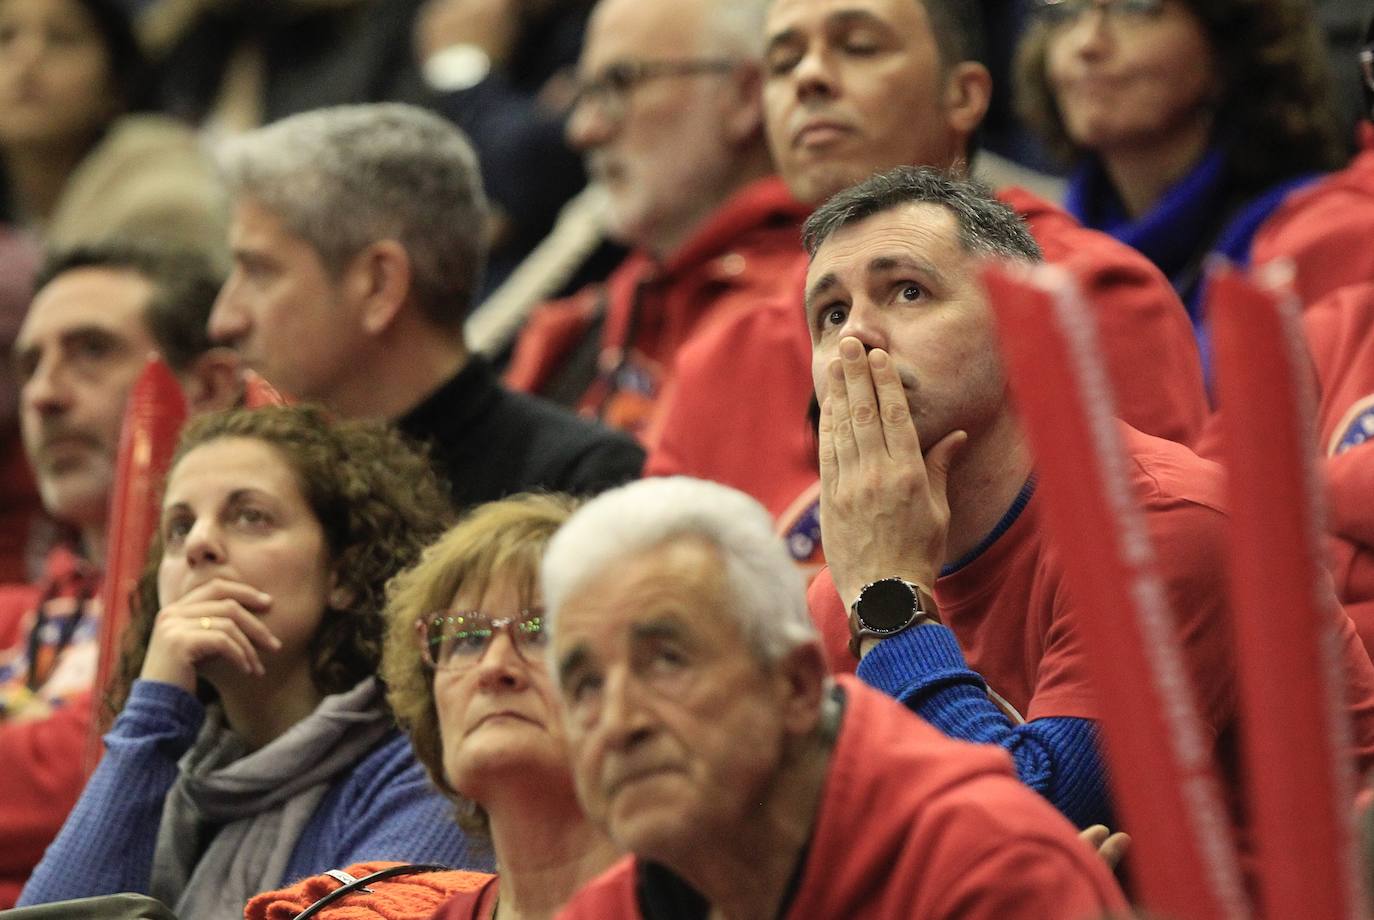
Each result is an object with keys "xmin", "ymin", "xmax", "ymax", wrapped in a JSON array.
[
  {"xmin": 216, "ymin": 103, "xmax": 488, "ymax": 332},
  {"xmin": 541, "ymin": 477, "xmax": 817, "ymax": 663}
]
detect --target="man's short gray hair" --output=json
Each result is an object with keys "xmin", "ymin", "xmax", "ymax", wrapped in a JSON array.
[
  {"xmin": 803, "ymin": 166, "xmax": 1042, "ymax": 264},
  {"xmin": 541, "ymin": 477, "xmax": 817, "ymax": 664},
  {"xmin": 217, "ymin": 103, "xmax": 488, "ymax": 331}
]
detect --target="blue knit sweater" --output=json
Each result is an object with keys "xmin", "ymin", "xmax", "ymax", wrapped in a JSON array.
[
  {"xmin": 19, "ymin": 680, "xmax": 489, "ymax": 907},
  {"xmin": 855, "ymin": 480, "xmax": 1112, "ymax": 830},
  {"xmin": 857, "ymin": 625, "xmax": 1111, "ymax": 829}
]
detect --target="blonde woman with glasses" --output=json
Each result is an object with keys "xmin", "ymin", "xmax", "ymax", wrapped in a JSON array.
[{"xmin": 381, "ymin": 494, "xmax": 618, "ymax": 920}]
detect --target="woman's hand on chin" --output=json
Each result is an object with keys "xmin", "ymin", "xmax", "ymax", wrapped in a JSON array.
[{"xmin": 139, "ymin": 578, "xmax": 284, "ymax": 693}]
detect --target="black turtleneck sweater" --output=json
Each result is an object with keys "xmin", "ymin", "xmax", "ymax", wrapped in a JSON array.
[{"xmin": 397, "ymin": 354, "xmax": 643, "ymax": 509}]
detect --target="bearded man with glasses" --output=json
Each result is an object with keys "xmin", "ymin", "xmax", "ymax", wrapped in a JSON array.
[{"xmin": 505, "ymin": 0, "xmax": 810, "ymax": 444}]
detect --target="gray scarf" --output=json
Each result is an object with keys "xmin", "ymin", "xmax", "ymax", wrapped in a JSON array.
[{"xmin": 149, "ymin": 678, "xmax": 394, "ymax": 920}]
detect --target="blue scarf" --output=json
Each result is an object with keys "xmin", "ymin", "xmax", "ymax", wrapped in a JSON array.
[{"xmin": 1067, "ymin": 148, "xmax": 1318, "ymax": 384}]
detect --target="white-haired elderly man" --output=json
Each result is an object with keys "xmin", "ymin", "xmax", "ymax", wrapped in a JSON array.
[
  {"xmin": 504, "ymin": 0, "xmax": 808, "ymax": 443},
  {"xmin": 207, "ymin": 103, "xmax": 644, "ymax": 509},
  {"xmin": 541, "ymin": 476, "xmax": 1126, "ymax": 920}
]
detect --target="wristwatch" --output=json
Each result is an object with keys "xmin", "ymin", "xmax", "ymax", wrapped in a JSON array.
[{"xmin": 849, "ymin": 577, "xmax": 938, "ymax": 656}]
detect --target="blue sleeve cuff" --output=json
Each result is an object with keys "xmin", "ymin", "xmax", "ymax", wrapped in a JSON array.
[
  {"xmin": 109, "ymin": 680, "xmax": 205, "ymax": 746},
  {"xmin": 855, "ymin": 623, "xmax": 987, "ymax": 703}
]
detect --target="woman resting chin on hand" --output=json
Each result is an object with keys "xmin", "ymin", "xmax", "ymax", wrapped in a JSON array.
[{"xmin": 17, "ymin": 406, "xmax": 488, "ymax": 920}]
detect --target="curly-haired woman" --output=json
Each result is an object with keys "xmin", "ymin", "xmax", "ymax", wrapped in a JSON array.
[
  {"xmin": 18, "ymin": 406, "xmax": 485, "ymax": 918},
  {"xmin": 1015, "ymin": 0, "xmax": 1345, "ymax": 378}
]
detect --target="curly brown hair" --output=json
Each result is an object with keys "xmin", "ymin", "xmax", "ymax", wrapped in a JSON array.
[
  {"xmin": 105, "ymin": 405, "xmax": 452, "ymax": 719},
  {"xmin": 1014, "ymin": 0, "xmax": 1346, "ymax": 189},
  {"xmin": 381, "ymin": 492, "xmax": 578, "ymax": 838}
]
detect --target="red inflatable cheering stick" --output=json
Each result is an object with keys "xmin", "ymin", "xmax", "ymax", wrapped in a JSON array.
[
  {"xmin": 86, "ymin": 358, "xmax": 187, "ymax": 775},
  {"xmin": 983, "ymin": 259, "xmax": 1250, "ymax": 920},
  {"xmin": 1209, "ymin": 260, "xmax": 1368, "ymax": 920}
]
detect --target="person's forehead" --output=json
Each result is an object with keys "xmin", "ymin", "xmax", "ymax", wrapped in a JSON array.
[
  {"xmin": 17, "ymin": 268, "xmax": 153, "ymax": 348},
  {"xmin": 165, "ymin": 437, "xmax": 300, "ymax": 506},
  {"xmin": 0, "ymin": 0, "xmax": 96, "ymax": 27},
  {"xmin": 811, "ymin": 202, "xmax": 964, "ymax": 275},
  {"xmin": 766, "ymin": 0, "xmax": 929, "ymax": 37},
  {"xmin": 451, "ymin": 573, "xmax": 542, "ymax": 613},
  {"xmin": 557, "ymin": 539, "xmax": 734, "ymax": 640},
  {"xmin": 230, "ymin": 197, "xmax": 311, "ymax": 251},
  {"xmin": 584, "ymin": 0, "xmax": 707, "ymax": 68}
]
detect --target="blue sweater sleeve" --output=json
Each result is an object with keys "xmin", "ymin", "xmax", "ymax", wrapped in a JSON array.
[
  {"xmin": 17, "ymin": 680, "xmax": 204, "ymax": 906},
  {"xmin": 856, "ymin": 624, "xmax": 1112, "ymax": 829},
  {"xmin": 281, "ymin": 731, "xmax": 495, "ymax": 885}
]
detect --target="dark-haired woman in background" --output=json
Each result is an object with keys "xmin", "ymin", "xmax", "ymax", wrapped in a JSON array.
[
  {"xmin": 1016, "ymin": 0, "xmax": 1344, "ymax": 379},
  {"xmin": 19, "ymin": 406, "xmax": 483, "ymax": 919},
  {"xmin": 0, "ymin": 0, "xmax": 223, "ymax": 250}
]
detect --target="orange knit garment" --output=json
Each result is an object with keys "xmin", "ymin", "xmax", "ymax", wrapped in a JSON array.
[{"xmin": 244, "ymin": 861, "xmax": 495, "ymax": 920}]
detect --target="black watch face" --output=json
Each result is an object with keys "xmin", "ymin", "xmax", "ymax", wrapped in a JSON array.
[{"xmin": 857, "ymin": 579, "xmax": 917, "ymax": 632}]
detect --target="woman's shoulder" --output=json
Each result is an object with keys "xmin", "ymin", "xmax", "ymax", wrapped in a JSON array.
[
  {"xmin": 96, "ymin": 114, "xmax": 202, "ymax": 152},
  {"xmin": 293, "ymin": 728, "xmax": 489, "ymax": 879},
  {"xmin": 329, "ymin": 729, "xmax": 444, "ymax": 810},
  {"xmin": 351, "ymin": 729, "xmax": 428, "ymax": 777},
  {"xmin": 64, "ymin": 114, "xmax": 211, "ymax": 192},
  {"xmin": 48, "ymin": 113, "xmax": 227, "ymax": 252}
]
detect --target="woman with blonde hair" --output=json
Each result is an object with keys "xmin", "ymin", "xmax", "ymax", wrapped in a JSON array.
[{"xmin": 380, "ymin": 493, "xmax": 617, "ymax": 920}]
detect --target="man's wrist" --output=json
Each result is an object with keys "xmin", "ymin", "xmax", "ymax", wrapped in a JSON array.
[
  {"xmin": 847, "ymin": 577, "xmax": 940, "ymax": 659},
  {"xmin": 851, "ymin": 611, "xmax": 939, "ymax": 658}
]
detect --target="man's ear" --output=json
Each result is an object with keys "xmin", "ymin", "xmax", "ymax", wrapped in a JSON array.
[
  {"xmin": 942, "ymin": 61, "xmax": 993, "ymax": 141},
  {"xmin": 722, "ymin": 62, "xmax": 766, "ymax": 147},
  {"xmin": 182, "ymin": 346, "xmax": 243, "ymax": 413},
  {"xmin": 776, "ymin": 640, "xmax": 830, "ymax": 738},
  {"xmin": 345, "ymin": 240, "xmax": 413, "ymax": 337}
]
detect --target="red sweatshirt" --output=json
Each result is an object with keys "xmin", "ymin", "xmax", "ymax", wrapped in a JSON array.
[
  {"xmin": 646, "ymin": 187, "xmax": 1207, "ymax": 570},
  {"xmin": 556, "ymin": 676, "xmax": 1126, "ymax": 920},
  {"xmin": 1252, "ymin": 123, "xmax": 1374, "ymax": 308},
  {"xmin": 808, "ymin": 425, "xmax": 1374, "ymax": 856},
  {"xmin": 506, "ymin": 176, "xmax": 809, "ymax": 446},
  {"xmin": 1191, "ymin": 280, "xmax": 1374, "ymax": 659},
  {"xmin": 1304, "ymin": 281, "xmax": 1374, "ymax": 656},
  {"xmin": 0, "ymin": 545, "xmax": 101, "ymax": 907}
]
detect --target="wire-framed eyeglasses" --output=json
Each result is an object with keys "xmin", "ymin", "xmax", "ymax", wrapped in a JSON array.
[
  {"xmin": 416, "ymin": 609, "xmax": 547, "ymax": 671},
  {"xmin": 1031, "ymin": 0, "xmax": 1166, "ymax": 26},
  {"xmin": 570, "ymin": 58, "xmax": 739, "ymax": 122}
]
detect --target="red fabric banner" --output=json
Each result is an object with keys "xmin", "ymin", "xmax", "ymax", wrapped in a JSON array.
[
  {"xmin": 983, "ymin": 261, "xmax": 1248, "ymax": 920},
  {"xmin": 86, "ymin": 359, "xmax": 187, "ymax": 774},
  {"xmin": 242, "ymin": 369, "xmax": 290, "ymax": 408},
  {"xmin": 1208, "ymin": 261, "xmax": 1366, "ymax": 920}
]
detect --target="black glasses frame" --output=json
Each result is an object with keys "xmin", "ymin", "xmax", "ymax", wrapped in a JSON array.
[{"xmin": 571, "ymin": 58, "xmax": 740, "ymax": 117}]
